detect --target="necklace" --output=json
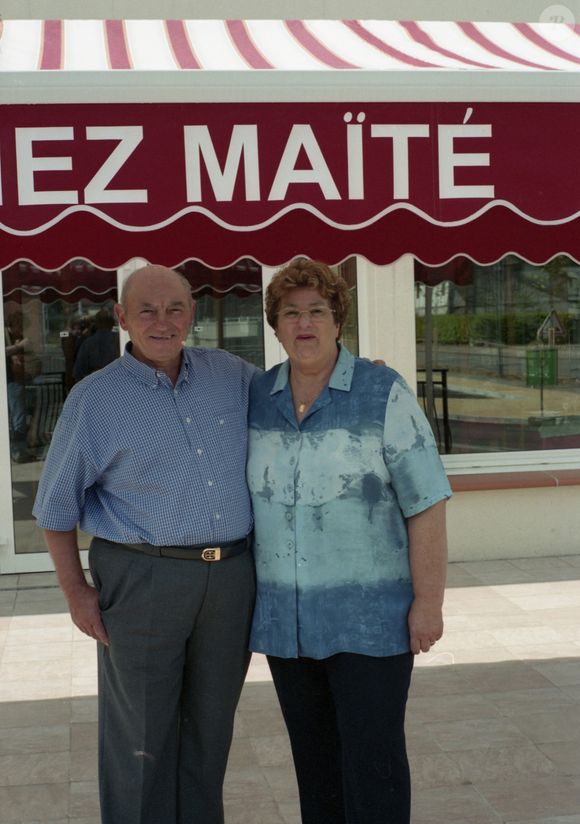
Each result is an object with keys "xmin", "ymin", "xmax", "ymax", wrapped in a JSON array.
[
  {"xmin": 291, "ymin": 371, "xmax": 332, "ymax": 415},
  {"xmin": 294, "ymin": 392, "xmax": 320, "ymax": 415}
]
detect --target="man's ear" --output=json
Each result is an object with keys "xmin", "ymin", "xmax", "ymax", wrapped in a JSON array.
[{"xmin": 114, "ymin": 303, "xmax": 128, "ymax": 332}]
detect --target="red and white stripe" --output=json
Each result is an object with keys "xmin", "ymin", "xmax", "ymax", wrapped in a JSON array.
[{"xmin": 1, "ymin": 19, "xmax": 579, "ymax": 72}]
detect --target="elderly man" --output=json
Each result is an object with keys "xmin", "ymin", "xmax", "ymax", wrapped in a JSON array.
[{"xmin": 33, "ymin": 265, "xmax": 257, "ymax": 824}]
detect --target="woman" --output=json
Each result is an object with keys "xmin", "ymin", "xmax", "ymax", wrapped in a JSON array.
[{"xmin": 247, "ymin": 259, "xmax": 451, "ymax": 824}]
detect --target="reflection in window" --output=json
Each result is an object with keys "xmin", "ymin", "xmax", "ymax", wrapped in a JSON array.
[
  {"xmin": 3, "ymin": 261, "xmax": 117, "ymax": 555},
  {"xmin": 415, "ymin": 256, "xmax": 580, "ymax": 454},
  {"xmin": 178, "ymin": 259, "xmax": 265, "ymax": 368}
]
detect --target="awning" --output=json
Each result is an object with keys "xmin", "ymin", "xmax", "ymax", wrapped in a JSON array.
[
  {"xmin": 2, "ymin": 20, "xmax": 580, "ymax": 72},
  {"xmin": 1, "ymin": 20, "xmax": 580, "ymax": 271},
  {"xmin": 2, "ymin": 259, "xmax": 262, "ymax": 302}
]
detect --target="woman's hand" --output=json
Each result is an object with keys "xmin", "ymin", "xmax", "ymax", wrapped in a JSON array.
[{"xmin": 408, "ymin": 596, "xmax": 443, "ymax": 654}]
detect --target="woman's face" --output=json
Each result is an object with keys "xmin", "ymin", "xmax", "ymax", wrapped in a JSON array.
[{"xmin": 275, "ymin": 287, "xmax": 340, "ymax": 371}]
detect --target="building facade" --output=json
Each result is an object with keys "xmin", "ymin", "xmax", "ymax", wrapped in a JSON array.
[{"xmin": 1, "ymin": 2, "xmax": 579, "ymax": 573}]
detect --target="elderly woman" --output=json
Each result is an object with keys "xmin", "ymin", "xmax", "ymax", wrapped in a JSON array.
[{"xmin": 247, "ymin": 259, "xmax": 451, "ymax": 824}]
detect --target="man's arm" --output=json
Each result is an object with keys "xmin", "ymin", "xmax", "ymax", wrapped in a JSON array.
[
  {"xmin": 6, "ymin": 337, "xmax": 30, "ymax": 357},
  {"xmin": 43, "ymin": 528, "xmax": 109, "ymax": 646},
  {"xmin": 406, "ymin": 500, "xmax": 448, "ymax": 655}
]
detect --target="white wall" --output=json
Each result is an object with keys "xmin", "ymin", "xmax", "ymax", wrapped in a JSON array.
[
  {"xmin": 356, "ymin": 256, "xmax": 417, "ymax": 387},
  {"xmin": 447, "ymin": 485, "xmax": 580, "ymax": 562}
]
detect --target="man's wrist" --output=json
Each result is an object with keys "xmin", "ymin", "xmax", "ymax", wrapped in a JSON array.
[{"xmin": 63, "ymin": 578, "xmax": 93, "ymax": 602}]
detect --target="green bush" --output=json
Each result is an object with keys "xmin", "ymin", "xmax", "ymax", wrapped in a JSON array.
[{"xmin": 416, "ymin": 312, "xmax": 573, "ymax": 346}]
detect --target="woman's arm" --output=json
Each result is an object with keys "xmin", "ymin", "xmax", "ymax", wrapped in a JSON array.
[{"xmin": 406, "ymin": 500, "xmax": 448, "ymax": 654}]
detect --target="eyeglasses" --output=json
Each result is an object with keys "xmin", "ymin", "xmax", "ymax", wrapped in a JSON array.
[{"xmin": 277, "ymin": 307, "xmax": 336, "ymax": 323}]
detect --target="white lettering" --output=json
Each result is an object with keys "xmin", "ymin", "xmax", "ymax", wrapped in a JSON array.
[
  {"xmin": 16, "ymin": 127, "xmax": 78, "ymax": 206},
  {"xmin": 438, "ymin": 120, "xmax": 494, "ymax": 199},
  {"xmin": 269, "ymin": 125, "xmax": 340, "ymax": 201},
  {"xmin": 184, "ymin": 125, "xmax": 260, "ymax": 202},
  {"xmin": 345, "ymin": 112, "xmax": 365, "ymax": 200},
  {"xmin": 84, "ymin": 126, "xmax": 147, "ymax": 204},
  {"xmin": 370, "ymin": 124, "xmax": 429, "ymax": 200}
]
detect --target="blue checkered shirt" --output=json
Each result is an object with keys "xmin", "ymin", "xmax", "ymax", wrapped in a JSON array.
[{"xmin": 33, "ymin": 345, "xmax": 257, "ymax": 545}]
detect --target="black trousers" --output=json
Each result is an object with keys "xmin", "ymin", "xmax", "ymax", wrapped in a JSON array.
[{"xmin": 268, "ymin": 651, "xmax": 414, "ymax": 824}]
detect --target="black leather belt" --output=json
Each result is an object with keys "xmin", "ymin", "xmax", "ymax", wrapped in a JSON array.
[{"xmin": 97, "ymin": 535, "xmax": 252, "ymax": 561}]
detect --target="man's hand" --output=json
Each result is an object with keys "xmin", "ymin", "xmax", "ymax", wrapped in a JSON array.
[
  {"xmin": 67, "ymin": 582, "xmax": 110, "ymax": 646},
  {"xmin": 43, "ymin": 528, "xmax": 110, "ymax": 646},
  {"xmin": 408, "ymin": 596, "xmax": 443, "ymax": 655}
]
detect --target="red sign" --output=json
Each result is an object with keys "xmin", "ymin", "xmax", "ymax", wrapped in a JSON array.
[{"xmin": 1, "ymin": 101, "xmax": 579, "ymax": 268}]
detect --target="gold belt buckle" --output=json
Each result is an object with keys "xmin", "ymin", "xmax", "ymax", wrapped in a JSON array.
[{"xmin": 201, "ymin": 547, "xmax": 221, "ymax": 562}]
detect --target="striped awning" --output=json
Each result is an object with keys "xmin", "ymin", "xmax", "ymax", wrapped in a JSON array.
[
  {"xmin": 1, "ymin": 19, "xmax": 580, "ymax": 72},
  {"xmin": 1, "ymin": 19, "xmax": 580, "ymax": 271}
]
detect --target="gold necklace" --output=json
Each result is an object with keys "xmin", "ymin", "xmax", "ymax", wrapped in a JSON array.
[{"xmin": 291, "ymin": 375, "xmax": 328, "ymax": 415}]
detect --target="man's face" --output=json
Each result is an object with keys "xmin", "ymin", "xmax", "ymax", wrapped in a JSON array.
[{"xmin": 115, "ymin": 269, "xmax": 194, "ymax": 373}]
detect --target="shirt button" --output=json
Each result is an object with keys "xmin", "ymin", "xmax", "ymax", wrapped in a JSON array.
[
  {"xmin": 219, "ymin": 419, "xmax": 224, "ymax": 425},
  {"xmin": 287, "ymin": 541, "xmax": 293, "ymax": 549},
  {"xmin": 208, "ymin": 480, "xmax": 213, "ymax": 486},
  {"xmin": 215, "ymin": 513, "xmax": 221, "ymax": 520},
  {"xmin": 185, "ymin": 417, "xmax": 191, "ymax": 424},
  {"xmin": 197, "ymin": 448, "xmax": 203, "ymax": 455},
  {"xmin": 285, "ymin": 512, "xmax": 292, "ymax": 521}
]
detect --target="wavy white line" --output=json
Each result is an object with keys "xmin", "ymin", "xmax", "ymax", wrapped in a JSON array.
[
  {"xmin": 2, "ymin": 200, "xmax": 580, "ymax": 237},
  {"xmin": 3, "ymin": 286, "xmax": 115, "ymax": 298},
  {"xmin": 4, "ymin": 282, "xmax": 262, "ymax": 297},
  {"xmin": 3, "ymin": 250, "xmax": 580, "ymax": 273}
]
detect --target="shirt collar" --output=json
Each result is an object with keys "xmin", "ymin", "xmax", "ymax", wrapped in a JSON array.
[
  {"xmin": 270, "ymin": 342, "xmax": 355, "ymax": 396},
  {"xmin": 120, "ymin": 342, "xmax": 191, "ymax": 388}
]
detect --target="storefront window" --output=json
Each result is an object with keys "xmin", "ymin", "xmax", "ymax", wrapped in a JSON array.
[
  {"xmin": 3, "ymin": 259, "xmax": 267, "ymax": 560},
  {"xmin": 2, "ymin": 256, "xmax": 355, "ymax": 563},
  {"xmin": 415, "ymin": 256, "xmax": 580, "ymax": 455},
  {"xmin": 178, "ymin": 260, "xmax": 265, "ymax": 368},
  {"xmin": 3, "ymin": 261, "xmax": 118, "ymax": 555}
]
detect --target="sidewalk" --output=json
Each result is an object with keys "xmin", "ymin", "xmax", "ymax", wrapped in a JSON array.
[{"xmin": 1, "ymin": 555, "xmax": 580, "ymax": 824}]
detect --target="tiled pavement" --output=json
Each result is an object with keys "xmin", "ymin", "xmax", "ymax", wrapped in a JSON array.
[{"xmin": 1, "ymin": 556, "xmax": 580, "ymax": 824}]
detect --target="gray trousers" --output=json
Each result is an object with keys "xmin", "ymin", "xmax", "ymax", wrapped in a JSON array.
[{"xmin": 89, "ymin": 538, "xmax": 256, "ymax": 824}]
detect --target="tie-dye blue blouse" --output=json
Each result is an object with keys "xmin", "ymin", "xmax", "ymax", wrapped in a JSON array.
[{"xmin": 247, "ymin": 344, "xmax": 451, "ymax": 660}]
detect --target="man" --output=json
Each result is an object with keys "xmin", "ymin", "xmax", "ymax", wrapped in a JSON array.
[
  {"xmin": 72, "ymin": 308, "xmax": 119, "ymax": 381},
  {"xmin": 33, "ymin": 265, "xmax": 257, "ymax": 824}
]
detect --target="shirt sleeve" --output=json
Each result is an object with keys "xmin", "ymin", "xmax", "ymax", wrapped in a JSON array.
[
  {"xmin": 382, "ymin": 376, "xmax": 452, "ymax": 517},
  {"xmin": 32, "ymin": 389, "xmax": 100, "ymax": 531}
]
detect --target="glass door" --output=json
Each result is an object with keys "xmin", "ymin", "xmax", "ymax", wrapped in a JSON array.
[{"xmin": 0, "ymin": 261, "xmax": 119, "ymax": 574}]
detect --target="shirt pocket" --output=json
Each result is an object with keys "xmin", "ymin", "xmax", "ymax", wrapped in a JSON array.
[{"xmin": 202, "ymin": 406, "xmax": 248, "ymax": 464}]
